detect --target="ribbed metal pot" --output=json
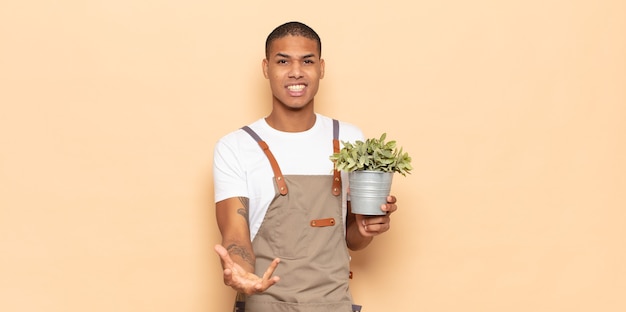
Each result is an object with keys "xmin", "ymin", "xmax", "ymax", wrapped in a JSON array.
[{"xmin": 348, "ymin": 171, "xmax": 393, "ymax": 215}]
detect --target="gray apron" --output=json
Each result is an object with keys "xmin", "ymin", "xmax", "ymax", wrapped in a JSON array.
[{"xmin": 237, "ymin": 120, "xmax": 357, "ymax": 312}]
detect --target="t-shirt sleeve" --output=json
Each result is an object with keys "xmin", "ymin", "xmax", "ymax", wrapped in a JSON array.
[
  {"xmin": 213, "ymin": 137, "xmax": 248, "ymax": 203},
  {"xmin": 339, "ymin": 121, "xmax": 365, "ymax": 143}
]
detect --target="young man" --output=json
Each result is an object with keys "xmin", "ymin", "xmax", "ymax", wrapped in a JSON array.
[{"xmin": 213, "ymin": 21, "xmax": 398, "ymax": 312}]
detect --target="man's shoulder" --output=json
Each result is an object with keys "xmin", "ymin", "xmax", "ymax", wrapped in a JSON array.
[
  {"xmin": 216, "ymin": 118, "xmax": 265, "ymax": 144},
  {"xmin": 317, "ymin": 113, "xmax": 361, "ymax": 129},
  {"xmin": 316, "ymin": 114, "xmax": 364, "ymax": 141}
]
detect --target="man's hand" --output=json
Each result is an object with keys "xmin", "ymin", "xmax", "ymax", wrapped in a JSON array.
[
  {"xmin": 214, "ymin": 244, "xmax": 280, "ymax": 295},
  {"xmin": 355, "ymin": 195, "xmax": 398, "ymax": 237}
]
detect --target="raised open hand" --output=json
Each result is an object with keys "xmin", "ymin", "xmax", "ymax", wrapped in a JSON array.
[{"xmin": 214, "ymin": 244, "xmax": 280, "ymax": 295}]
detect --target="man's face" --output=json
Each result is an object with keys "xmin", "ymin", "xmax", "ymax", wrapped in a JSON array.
[{"xmin": 263, "ymin": 35, "xmax": 325, "ymax": 110}]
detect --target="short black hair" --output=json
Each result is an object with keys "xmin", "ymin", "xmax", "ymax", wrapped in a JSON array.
[{"xmin": 265, "ymin": 21, "xmax": 322, "ymax": 59}]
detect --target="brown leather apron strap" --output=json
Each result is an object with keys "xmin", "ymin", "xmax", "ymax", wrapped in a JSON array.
[
  {"xmin": 241, "ymin": 126, "xmax": 288, "ymax": 195},
  {"xmin": 242, "ymin": 121, "xmax": 342, "ymax": 197},
  {"xmin": 332, "ymin": 119, "xmax": 342, "ymax": 196}
]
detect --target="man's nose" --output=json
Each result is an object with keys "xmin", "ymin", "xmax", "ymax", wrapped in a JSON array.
[{"xmin": 288, "ymin": 63, "xmax": 303, "ymax": 78}]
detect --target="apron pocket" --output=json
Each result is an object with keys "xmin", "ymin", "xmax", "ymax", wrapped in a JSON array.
[{"xmin": 266, "ymin": 207, "xmax": 310, "ymax": 259}]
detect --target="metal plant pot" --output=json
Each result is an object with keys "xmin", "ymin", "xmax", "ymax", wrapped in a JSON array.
[{"xmin": 348, "ymin": 171, "xmax": 393, "ymax": 215}]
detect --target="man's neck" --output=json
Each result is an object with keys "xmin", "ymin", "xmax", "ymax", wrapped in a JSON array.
[{"xmin": 265, "ymin": 110, "xmax": 317, "ymax": 132}]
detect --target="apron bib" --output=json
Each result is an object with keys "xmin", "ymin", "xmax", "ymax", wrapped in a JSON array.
[{"xmin": 238, "ymin": 121, "xmax": 354, "ymax": 312}]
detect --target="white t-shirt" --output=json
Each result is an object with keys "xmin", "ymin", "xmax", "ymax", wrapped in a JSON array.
[{"xmin": 213, "ymin": 113, "xmax": 364, "ymax": 240}]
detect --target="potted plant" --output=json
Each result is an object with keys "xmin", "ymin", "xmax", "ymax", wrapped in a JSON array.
[{"xmin": 330, "ymin": 133, "xmax": 412, "ymax": 215}]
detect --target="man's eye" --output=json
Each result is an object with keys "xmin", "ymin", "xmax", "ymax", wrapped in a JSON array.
[
  {"xmin": 277, "ymin": 60, "xmax": 287, "ymax": 64},
  {"xmin": 304, "ymin": 60, "xmax": 314, "ymax": 64}
]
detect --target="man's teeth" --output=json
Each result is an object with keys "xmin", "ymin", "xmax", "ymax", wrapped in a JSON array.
[{"xmin": 287, "ymin": 85, "xmax": 305, "ymax": 92}]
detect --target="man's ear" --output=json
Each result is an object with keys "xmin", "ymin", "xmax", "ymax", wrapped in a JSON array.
[
  {"xmin": 262, "ymin": 59, "xmax": 269, "ymax": 78},
  {"xmin": 320, "ymin": 58, "xmax": 325, "ymax": 79}
]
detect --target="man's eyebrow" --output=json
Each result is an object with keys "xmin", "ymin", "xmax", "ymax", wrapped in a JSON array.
[{"xmin": 274, "ymin": 53, "xmax": 317, "ymax": 59}]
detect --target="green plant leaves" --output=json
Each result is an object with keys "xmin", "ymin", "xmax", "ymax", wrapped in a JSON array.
[{"xmin": 329, "ymin": 133, "xmax": 413, "ymax": 176}]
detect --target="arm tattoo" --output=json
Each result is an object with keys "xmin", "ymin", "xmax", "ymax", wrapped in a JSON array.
[
  {"xmin": 226, "ymin": 243, "xmax": 255, "ymax": 268},
  {"xmin": 237, "ymin": 197, "xmax": 250, "ymax": 226}
]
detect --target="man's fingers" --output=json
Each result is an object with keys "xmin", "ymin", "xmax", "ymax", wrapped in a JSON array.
[
  {"xmin": 222, "ymin": 268, "xmax": 234, "ymax": 286},
  {"xmin": 361, "ymin": 215, "xmax": 389, "ymax": 226},
  {"xmin": 214, "ymin": 244, "xmax": 235, "ymax": 267},
  {"xmin": 360, "ymin": 214, "xmax": 392, "ymax": 235},
  {"xmin": 258, "ymin": 258, "xmax": 281, "ymax": 290},
  {"xmin": 245, "ymin": 259, "xmax": 281, "ymax": 294},
  {"xmin": 261, "ymin": 258, "xmax": 280, "ymax": 280},
  {"xmin": 383, "ymin": 195, "xmax": 398, "ymax": 214},
  {"xmin": 214, "ymin": 244, "xmax": 226, "ymax": 255},
  {"xmin": 364, "ymin": 222, "xmax": 390, "ymax": 233},
  {"xmin": 268, "ymin": 258, "xmax": 281, "ymax": 271}
]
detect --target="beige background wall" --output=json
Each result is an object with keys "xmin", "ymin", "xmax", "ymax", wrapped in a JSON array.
[{"xmin": 1, "ymin": 1, "xmax": 625, "ymax": 311}]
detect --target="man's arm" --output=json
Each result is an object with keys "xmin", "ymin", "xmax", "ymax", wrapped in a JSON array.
[
  {"xmin": 215, "ymin": 197, "xmax": 280, "ymax": 295},
  {"xmin": 216, "ymin": 197, "xmax": 256, "ymax": 272}
]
